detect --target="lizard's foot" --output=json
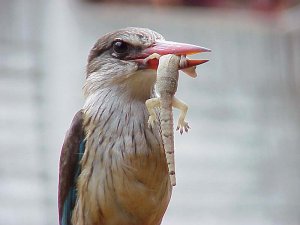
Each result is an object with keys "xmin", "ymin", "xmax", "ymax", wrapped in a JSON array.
[
  {"xmin": 148, "ymin": 115, "xmax": 157, "ymax": 128},
  {"xmin": 176, "ymin": 119, "xmax": 190, "ymax": 135},
  {"xmin": 143, "ymin": 53, "xmax": 161, "ymax": 64}
]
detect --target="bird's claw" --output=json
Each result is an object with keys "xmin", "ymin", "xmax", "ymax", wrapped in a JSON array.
[{"xmin": 176, "ymin": 119, "xmax": 190, "ymax": 135}]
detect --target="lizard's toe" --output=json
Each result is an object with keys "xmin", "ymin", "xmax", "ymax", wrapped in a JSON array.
[{"xmin": 176, "ymin": 121, "xmax": 190, "ymax": 134}]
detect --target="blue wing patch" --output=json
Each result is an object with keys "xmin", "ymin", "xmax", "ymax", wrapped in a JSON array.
[{"xmin": 61, "ymin": 139, "xmax": 86, "ymax": 225}]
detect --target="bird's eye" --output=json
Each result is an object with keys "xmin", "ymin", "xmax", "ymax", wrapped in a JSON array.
[{"xmin": 112, "ymin": 41, "xmax": 129, "ymax": 57}]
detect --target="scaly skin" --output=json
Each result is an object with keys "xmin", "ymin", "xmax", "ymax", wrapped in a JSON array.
[
  {"xmin": 157, "ymin": 54, "xmax": 180, "ymax": 186},
  {"xmin": 146, "ymin": 54, "xmax": 190, "ymax": 186}
]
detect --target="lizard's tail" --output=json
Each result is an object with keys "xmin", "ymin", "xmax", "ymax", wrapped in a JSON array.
[{"xmin": 160, "ymin": 94, "xmax": 176, "ymax": 186}]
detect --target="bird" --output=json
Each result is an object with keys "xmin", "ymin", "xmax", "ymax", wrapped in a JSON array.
[{"xmin": 58, "ymin": 27, "xmax": 209, "ymax": 225}]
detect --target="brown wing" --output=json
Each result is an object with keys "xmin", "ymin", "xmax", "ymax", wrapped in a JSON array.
[{"xmin": 58, "ymin": 110, "xmax": 84, "ymax": 224}]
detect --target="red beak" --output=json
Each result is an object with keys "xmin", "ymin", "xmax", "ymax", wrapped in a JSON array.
[
  {"xmin": 140, "ymin": 40, "xmax": 210, "ymax": 56},
  {"xmin": 133, "ymin": 40, "xmax": 210, "ymax": 70}
]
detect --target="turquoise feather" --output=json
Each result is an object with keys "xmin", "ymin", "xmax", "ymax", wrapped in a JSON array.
[{"xmin": 61, "ymin": 140, "xmax": 86, "ymax": 225}]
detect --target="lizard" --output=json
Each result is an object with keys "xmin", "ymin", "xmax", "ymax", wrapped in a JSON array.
[{"xmin": 145, "ymin": 53, "xmax": 193, "ymax": 186}]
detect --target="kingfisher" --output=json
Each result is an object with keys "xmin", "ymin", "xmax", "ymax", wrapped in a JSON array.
[{"xmin": 59, "ymin": 27, "xmax": 209, "ymax": 225}]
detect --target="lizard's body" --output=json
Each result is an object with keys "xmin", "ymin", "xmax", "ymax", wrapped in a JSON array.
[{"xmin": 146, "ymin": 54, "xmax": 190, "ymax": 186}]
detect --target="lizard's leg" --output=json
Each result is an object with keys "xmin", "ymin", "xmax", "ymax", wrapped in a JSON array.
[
  {"xmin": 172, "ymin": 96, "xmax": 190, "ymax": 134},
  {"xmin": 145, "ymin": 98, "xmax": 161, "ymax": 128}
]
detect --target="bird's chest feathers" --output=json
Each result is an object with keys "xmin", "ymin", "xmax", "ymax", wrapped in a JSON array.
[
  {"xmin": 78, "ymin": 92, "xmax": 170, "ymax": 223},
  {"xmin": 83, "ymin": 90, "xmax": 163, "ymax": 161},
  {"xmin": 83, "ymin": 103, "xmax": 164, "ymax": 175},
  {"xmin": 80, "ymin": 91, "xmax": 169, "ymax": 214}
]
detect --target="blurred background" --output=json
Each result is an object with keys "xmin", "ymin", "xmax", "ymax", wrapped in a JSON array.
[{"xmin": 1, "ymin": 0, "xmax": 300, "ymax": 225}]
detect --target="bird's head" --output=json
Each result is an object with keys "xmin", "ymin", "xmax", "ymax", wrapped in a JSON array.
[{"xmin": 84, "ymin": 27, "xmax": 209, "ymax": 100}]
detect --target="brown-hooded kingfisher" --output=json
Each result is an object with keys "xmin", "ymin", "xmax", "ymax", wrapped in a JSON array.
[{"xmin": 58, "ymin": 27, "xmax": 209, "ymax": 225}]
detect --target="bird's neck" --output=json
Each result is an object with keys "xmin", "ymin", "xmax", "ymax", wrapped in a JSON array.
[{"xmin": 83, "ymin": 71, "xmax": 156, "ymax": 126}]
